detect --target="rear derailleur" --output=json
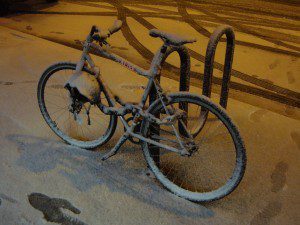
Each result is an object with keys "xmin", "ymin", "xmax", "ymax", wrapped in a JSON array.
[{"xmin": 65, "ymin": 84, "xmax": 92, "ymax": 125}]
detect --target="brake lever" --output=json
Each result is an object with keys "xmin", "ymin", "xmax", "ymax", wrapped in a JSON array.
[
  {"xmin": 90, "ymin": 25, "xmax": 99, "ymax": 36},
  {"xmin": 92, "ymin": 34, "xmax": 102, "ymax": 42}
]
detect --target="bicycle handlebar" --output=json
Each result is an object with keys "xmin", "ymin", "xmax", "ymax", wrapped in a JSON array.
[{"xmin": 90, "ymin": 20, "xmax": 122, "ymax": 43}]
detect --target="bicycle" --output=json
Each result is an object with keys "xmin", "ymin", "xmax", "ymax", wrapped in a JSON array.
[{"xmin": 37, "ymin": 20, "xmax": 246, "ymax": 202}]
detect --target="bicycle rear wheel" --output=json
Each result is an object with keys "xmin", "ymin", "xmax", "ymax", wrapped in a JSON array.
[
  {"xmin": 37, "ymin": 62, "xmax": 117, "ymax": 149},
  {"xmin": 141, "ymin": 92, "xmax": 246, "ymax": 202}
]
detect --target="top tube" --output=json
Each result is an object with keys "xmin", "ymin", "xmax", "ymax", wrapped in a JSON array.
[
  {"xmin": 89, "ymin": 42, "xmax": 151, "ymax": 78},
  {"xmin": 88, "ymin": 41, "xmax": 169, "ymax": 80}
]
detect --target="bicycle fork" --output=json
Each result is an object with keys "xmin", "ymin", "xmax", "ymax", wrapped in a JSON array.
[{"xmin": 101, "ymin": 116, "xmax": 135, "ymax": 160}]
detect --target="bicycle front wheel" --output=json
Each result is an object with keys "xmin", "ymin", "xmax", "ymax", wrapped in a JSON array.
[
  {"xmin": 37, "ymin": 62, "xmax": 117, "ymax": 149},
  {"xmin": 141, "ymin": 93, "xmax": 246, "ymax": 202}
]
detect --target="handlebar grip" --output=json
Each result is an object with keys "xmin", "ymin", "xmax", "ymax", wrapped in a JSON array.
[
  {"xmin": 90, "ymin": 20, "xmax": 122, "ymax": 42},
  {"xmin": 108, "ymin": 20, "xmax": 122, "ymax": 35}
]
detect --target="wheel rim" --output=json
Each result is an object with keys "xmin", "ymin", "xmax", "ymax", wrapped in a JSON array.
[{"xmin": 142, "ymin": 94, "xmax": 246, "ymax": 202}]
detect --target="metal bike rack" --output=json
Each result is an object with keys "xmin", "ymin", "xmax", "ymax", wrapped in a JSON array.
[
  {"xmin": 203, "ymin": 25, "xmax": 235, "ymax": 109},
  {"xmin": 149, "ymin": 25, "xmax": 235, "ymax": 165}
]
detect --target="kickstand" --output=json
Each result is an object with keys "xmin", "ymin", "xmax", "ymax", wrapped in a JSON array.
[{"xmin": 101, "ymin": 132, "xmax": 129, "ymax": 161}]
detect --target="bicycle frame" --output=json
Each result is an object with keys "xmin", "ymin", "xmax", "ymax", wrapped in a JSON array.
[
  {"xmin": 74, "ymin": 34, "xmax": 191, "ymax": 159},
  {"xmin": 78, "ymin": 33, "xmax": 170, "ymax": 103}
]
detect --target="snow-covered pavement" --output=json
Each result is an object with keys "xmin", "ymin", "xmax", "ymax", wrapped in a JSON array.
[{"xmin": 0, "ymin": 1, "xmax": 299, "ymax": 224}]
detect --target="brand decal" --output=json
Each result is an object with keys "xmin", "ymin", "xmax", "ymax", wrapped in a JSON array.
[{"xmin": 120, "ymin": 61, "xmax": 134, "ymax": 71}]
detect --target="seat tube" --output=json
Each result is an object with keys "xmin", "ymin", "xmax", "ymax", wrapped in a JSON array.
[
  {"xmin": 148, "ymin": 44, "xmax": 168, "ymax": 167},
  {"xmin": 149, "ymin": 44, "xmax": 168, "ymax": 77}
]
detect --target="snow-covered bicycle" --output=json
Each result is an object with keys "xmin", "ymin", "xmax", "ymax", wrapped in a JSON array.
[{"xmin": 37, "ymin": 20, "xmax": 246, "ymax": 202}]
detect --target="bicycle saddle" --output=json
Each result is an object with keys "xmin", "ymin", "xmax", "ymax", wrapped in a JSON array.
[{"xmin": 149, "ymin": 29, "xmax": 196, "ymax": 46}]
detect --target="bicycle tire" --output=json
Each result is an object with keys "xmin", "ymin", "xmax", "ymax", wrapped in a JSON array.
[{"xmin": 141, "ymin": 92, "xmax": 246, "ymax": 202}]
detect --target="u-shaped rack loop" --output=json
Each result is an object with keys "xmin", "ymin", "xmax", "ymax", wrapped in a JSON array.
[
  {"xmin": 203, "ymin": 25, "xmax": 235, "ymax": 109},
  {"xmin": 149, "ymin": 45, "xmax": 191, "ymax": 107},
  {"xmin": 163, "ymin": 45, "xmax": 191, "ymax": 92}
]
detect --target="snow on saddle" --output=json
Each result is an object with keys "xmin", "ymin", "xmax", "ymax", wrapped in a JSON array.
[{"xmin": 149, "ymin": 29, "xmax": 197, "ymax": 46}]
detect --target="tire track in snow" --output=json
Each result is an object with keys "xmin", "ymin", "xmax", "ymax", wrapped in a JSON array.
[{"xmin": 177, "ymin": 2, "xmax": 300, "ymax": 56}]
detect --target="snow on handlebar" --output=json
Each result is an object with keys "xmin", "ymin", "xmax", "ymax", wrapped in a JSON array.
[{"xmin": 90, "ymin": 20, "xmax": 122, "ymax": 43}]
